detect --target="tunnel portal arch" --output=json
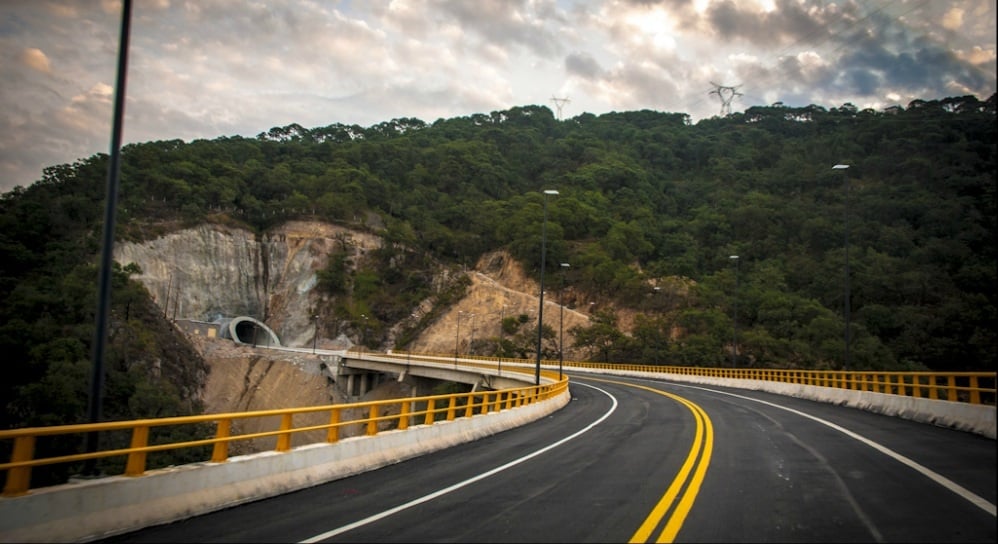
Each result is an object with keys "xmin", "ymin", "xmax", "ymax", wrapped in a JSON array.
[{"xmin": 218, "ymin": 316, "xmax": 281, "ymax": 347}]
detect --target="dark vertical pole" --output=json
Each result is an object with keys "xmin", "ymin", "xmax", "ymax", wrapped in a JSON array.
[
  {"xmin": 86, "ymin": 0, "xmax": 132, "ymax": 464},
  {"xmin": 535, "ymin": 197, "xmax": 549, "ymax": 386},
  {"xmin": 653, "ymin": 286, "xmax": 661, "ymax": 365},
  {"xmin": 163, "ymin": 272, "xmax": 172, "ymax": 318},
  {"xmin": 497, "ymin": 305, "xmax": 504, "ymax": 376},
  {"xmin": 844, "ymin": 176, "xmax": 851, "ymax": 371},
  {"xmin": 559, "ymin": 270, "xmax": 565, "ymax": 381},
  {"xmin": 172, "ymin": 284, "xmax": 180, "ymax": 321},
  {"xmin": 833, "ymin": 164, "xmax": 851, "ymax": 371},
  {"xmin": 312, "ymin": 315, "xmax": 318, "ymax": 354},
  {"xmin": 454, "ymin": 312, "xmax": 461, "ymax": 367},
  {"xmin": 732, "ymin": 256, "xmax": 739, "ymax": 368},
  {"xmin": 469, "ymin": 314, "xmax": 476, "ymax": 355}
]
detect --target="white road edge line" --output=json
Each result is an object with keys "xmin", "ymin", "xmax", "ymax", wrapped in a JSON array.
[
  {"xmin": 299, "ymin": 382, "xmax": 619, "ymax": 543},
  {"xmin": 668, "ymin": 381, "xmax": 998, "ymax": 518}
]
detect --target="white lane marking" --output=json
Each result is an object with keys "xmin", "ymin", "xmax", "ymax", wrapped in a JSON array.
[
  {"xmin": 667, "ymin": 381, "xmax": 997, "ymax": 517},
  {"xmin": 299, "ymin": 382, "xmax": 619, "ymax": 543}
]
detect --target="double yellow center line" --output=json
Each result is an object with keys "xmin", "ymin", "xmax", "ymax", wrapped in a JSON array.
[{"xmin": 587, "ymin": 378, "xmax": 714, "ymax": 543}]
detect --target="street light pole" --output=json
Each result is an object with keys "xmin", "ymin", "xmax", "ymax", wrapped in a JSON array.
[
  {"xmin": 559, "ymin": 262, "xmax": 570, "ymax": 380},
  {"xmin": 833, "ymin": 164, "xmax": 851, "ymax": 370},
  {"xmin": 653, "ymin": 286, "xmax": 661, "ymax": 365},
  {"xmin": 85, "ymin": 0, "xmax": 132, "ymax": 473},
  {"xmin": 312, "ymin": 314, "xmax": 319, "ymax": 354},
  {"xmin": 729, "ymin": 255, "xmax": 739, "ymax": 368},
  {"xmin": 535, "ymin": 189, "xmax": 559, "ymax": 385},
  {"xmin": 469, "ymin": 313, "xmax": 477, "ymax": 356},
  {"xmin": 454, "ymin": 311, "xmax": 463, "ymax": 368},
  {"xmin": 497, "ymin": 305, "xmax": 505, "ymax": 376},
  {"xmin": 360, "ymin": 313, "xmax": 368, "ymax": 359}
]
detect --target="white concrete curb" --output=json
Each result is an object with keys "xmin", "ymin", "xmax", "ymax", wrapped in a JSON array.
[
  {"xmin": 0, "ymin": 391, "xmax": 570, "ymax": 543},
  {"xmin": 576, "ymin": 367, "xmax": 996, "ymax": 440}
]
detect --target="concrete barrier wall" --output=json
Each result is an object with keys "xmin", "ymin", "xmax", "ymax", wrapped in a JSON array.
[
  {"xmin": 577, "ymin": 367, "xmax": 997, "ymax": 440},
  {"xmin": 3, "ymin": 366, "xmax": 992, "ymax": 543},
  {"xmin": 0, "ymin": 391, "xmax": 570, "ymax": 543}
]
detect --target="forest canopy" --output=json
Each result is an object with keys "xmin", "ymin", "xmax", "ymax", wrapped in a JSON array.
[{"xmin": 2, "ymin": 95, "xmax": 995, "ymax": 421}]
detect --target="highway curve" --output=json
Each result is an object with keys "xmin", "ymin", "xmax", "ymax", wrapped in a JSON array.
[{"xmin": 105, "ymin": 374, "xmax": 996, "ymax": 543}]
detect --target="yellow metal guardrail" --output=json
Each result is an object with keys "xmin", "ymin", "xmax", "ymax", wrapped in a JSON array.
[
  {"xmin": 403, "ymin": 352, "xmax": 995, "ymax": 406},
  {"xmin": 1, "ymin": 376, "xmax": 568, "ymax": 498},
  {"xmin": 566, "ymin": 363, "xmax": 996, "ymax": 405},
  {"xmin": 4, "ymin": 349, "xmax": 991, "ymax": 499}
]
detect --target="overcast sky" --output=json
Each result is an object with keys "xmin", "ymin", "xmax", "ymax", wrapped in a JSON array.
[{"xmin": 1, "ymin": 0, "xmax": 995, "ymax": 194}]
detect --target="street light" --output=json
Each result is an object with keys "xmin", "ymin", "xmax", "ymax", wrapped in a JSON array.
[
  {"xmin": 559, "ymin": 262, "xmax": 570, "ymax": 380},
  {"xmin": 497, "ymin": 305, "xmax": 505, "ymax": 376},
  {"xmin": 833, "ymin": 164, "xmax": 851, "ymax": 370},
  {"xmin": 455, "ymin": 310, "xmax": 464, "ymax": 368},
  {"xmin": 312, "ymin": 314, "xmax": 319, "ymax": 354},
  {"xmin": 535, "ymin": 189, "xmax": 559, "ymax": 385},
  {"xmin": 469, "ymin": 313, "xmax": 477, "ymax": 356},
  {"xmin": 86, "ymin": 0, "xmax": 132, "ymax": 471},
  {"xmin": 729, "ymin": 255, "xmax": 739, "ymax": 368},
  {"xmin": 360, "ymin": 313, "xmax": 368, "ymax": 359},
  {"xmin": 653, "ymin": 286, "xmax": 662, "ymax": 365}
]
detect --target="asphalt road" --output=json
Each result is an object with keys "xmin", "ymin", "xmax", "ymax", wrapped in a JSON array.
[{"xmin": 105, "ymin": 374, "xmax": 996, "ymax": 543}]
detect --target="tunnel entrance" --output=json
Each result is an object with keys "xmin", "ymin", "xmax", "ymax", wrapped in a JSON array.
[{"xmin": 220, "ymin": 316, "xmax": 281, "ymax": 347}]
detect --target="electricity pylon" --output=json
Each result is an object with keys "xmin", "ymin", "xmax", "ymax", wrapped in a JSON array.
[
  {"xmin": 550, "ymin": 96, "xmax": 570, "ymax": 120},
  {"xmin": 709, "ymin": 82, "xmax": 743, "ymax": 116}
]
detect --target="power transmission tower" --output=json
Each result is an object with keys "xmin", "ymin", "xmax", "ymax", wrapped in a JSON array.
[
  {"xmin": 708, "ymin": 82, "xmax": 743, "ymax": 116},
  {"xmin": 550, "ymin": 96, "xmax": 570, "ymax": 120}
]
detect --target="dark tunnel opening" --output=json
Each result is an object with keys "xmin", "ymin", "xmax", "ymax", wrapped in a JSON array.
[{"xmin": 234, "ymin": 320, "xmax": 259, "ymax": 344}]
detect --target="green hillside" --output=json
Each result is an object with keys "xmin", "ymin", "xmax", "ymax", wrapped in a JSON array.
[{"xmin": 2, "ymin": 95, "xmax": 995, "ymax": 431}]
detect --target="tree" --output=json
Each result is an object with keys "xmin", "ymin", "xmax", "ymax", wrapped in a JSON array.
[{"xmin": 570, "ymin": 310, "xmax": 626, "ymax": 364}]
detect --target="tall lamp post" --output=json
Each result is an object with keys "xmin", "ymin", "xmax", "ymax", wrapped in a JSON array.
[
  {"xmin": 653, "ymin": 286, "xmax": 661, "ymax": 365},
  {"xmin": 469, "ymin": 313, "xmax": 477, "ymax": 356},
  {"xmin": 729, "ymin": 255, "xmax": 739, "ymax": 368},
  {"xmin": 312, "ymin": 314, "xmax": 319, "ymax": 354},
  {"xmin": 360, "ymin": 313, "xmax": 368, "ymax": 358},
  {"xmin": 497, "ymin": 305, "xmax": 505, "ymax": 376},
  {"xmin": 82, "ymin": 0, "xmax": 133, "ymax": 475},
  {"xmin": 454, "ymin": 310, "xmax": 464, "ymax": 368},
  {"xmin": 833, "ymin": 164, "xmax": 851, "ymax": 370},
  {"xmin": 559, "ymin": 262, "xmax": 570, "ymax": 380},
  {"xmin": 535, "ymin": 189, "xmax": 559, "ymax": 385}
]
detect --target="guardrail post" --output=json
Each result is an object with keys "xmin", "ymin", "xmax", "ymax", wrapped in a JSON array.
[
  {"xmin": 399, "ymin": 402, "xmax": 410, "ymax": 431},
  {"xmin": 947, "ymin": 375, "xmax": 957, "ymax": 402},
  {"xmin": 276, "ymin": 413, "xmax": 293, "ymax": 452},
  {"xmin": 446, "ymin": 397, "xmax": 457, "ymax": 421},
  {"xmin": 367, "ymin": 405, "xmax": 380, "ymax": 436},
  {"xmin": 2, "ymin": 435, "xmax": 35, "ymax": 497},
  {"xmin": 125, "ymin": 425, "xmax": 149, "ymax": 476},
  {"xmin": 464, "ymin": 394, "xmax": 475, "ymax": 418},
  {"xmin": 969, "ymin": 376, "xmax": 981, "ymax": 404},
  {"xmin": 425, "ymin": 400, "xmax": 436, "ymax": 425},
  {"xmin": 911, "ymin": 374, "xmax": 924, "ymax": 398},
  {"xmin": 212, "ymin": 419, "xmax": 231, "ymax": 462},
  {"xmin": 327, "ymin": 408, "xmax": 340, "ymax": 443}
]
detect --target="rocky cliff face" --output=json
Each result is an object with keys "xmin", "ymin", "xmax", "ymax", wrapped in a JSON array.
[
  {"xmin": 115, "ymin": 219, "xmax": 605, "ymax": 360},
  {"xmin": 114, "ymin": 221, "xmax": 382, "ymax": 347}
]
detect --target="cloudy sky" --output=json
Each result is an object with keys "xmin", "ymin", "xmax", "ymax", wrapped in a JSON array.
[{"xmin": 1, "ymin": 0, "xmax": 995, "ymax": 194}]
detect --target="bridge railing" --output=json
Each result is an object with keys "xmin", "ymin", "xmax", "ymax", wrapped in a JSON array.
[
  {"xmin": 1, "ymin": 375, "xmax": 568, "ymax": 498},
  {"xmin": 571, "ymin": 364, "xmax": 995, "ymax": 405},
  {"xmin": 393, "ymin": 352, "xmax": 996, "ymax": 406}
]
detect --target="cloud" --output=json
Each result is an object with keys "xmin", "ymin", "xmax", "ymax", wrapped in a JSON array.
[
  {"xmin": 0, "ymin": 0, "xmax": 994, "ymax": 195},
  {"xmin": 20, "ymin": 48, "xmax": 52, "ymax": 73},
  {"xmin": 565, "ymin": 52, "xmax": 604, "ymax": 79}
]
